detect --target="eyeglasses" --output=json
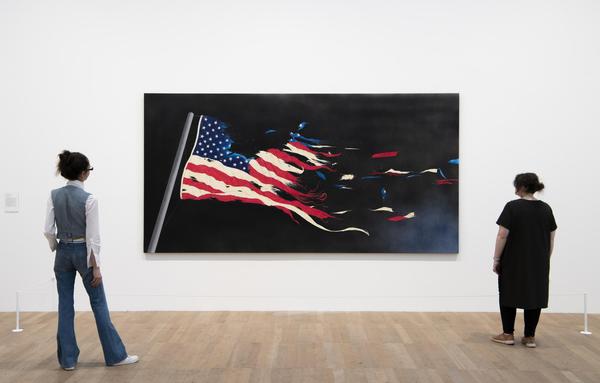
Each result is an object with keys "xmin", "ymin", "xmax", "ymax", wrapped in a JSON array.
[{"xmin": 87, "ymin": 167, "xmax": 94, "ymax": 171}]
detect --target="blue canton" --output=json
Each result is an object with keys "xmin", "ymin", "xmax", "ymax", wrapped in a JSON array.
[{"xmin": 195, "ymin": 116, "xmax": 250, "ymax": 172}]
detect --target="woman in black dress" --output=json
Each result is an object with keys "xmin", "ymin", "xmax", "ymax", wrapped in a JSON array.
[{"xmin": 491, "ymin": 173, "xmax": 557, "ymax": 348}]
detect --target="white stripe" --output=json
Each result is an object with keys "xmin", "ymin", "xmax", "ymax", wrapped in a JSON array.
[
  {"xmin": 382, "ymin": 169, "xmax": 410, "ymax": 175},
  {"xmin": 420, "ymin": 168, "xmax": 438, "ymax": 174},
  {"xmin": 370, "ymin": 207, "xmax": 394, "ymax": 212},
  {"xmin": 310, "ymin": 145, "xmax": 334, "ymax": 148},
  {"xmin": 182, "ymin": 171, "xmax": 369, "ymax": 236},
  {"xmin": 340, "ymin": 174, "xmax": 355, "ymax": 181},
  {"xmin": 181, "ymin": 184, "xmax": 210, "ymax": 197},
  {"xmin": 256, "ymin": 151, "xmax": 304, "ymax": 174},
  {"xmin": 249, "ymin": 159, "xmax": 292, "ymax": 186},
  {"xmin": 332, "ymin": 210, "xmax": 352, "ymax": 215},
  {"xmin": 284, "ymin": 143, "xmax": 329, "ymax": 166}
]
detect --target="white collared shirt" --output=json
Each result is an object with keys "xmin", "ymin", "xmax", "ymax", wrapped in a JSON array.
[{"xmin": 43, "ymin": 180, "xmax": 101, "ymax": 268}]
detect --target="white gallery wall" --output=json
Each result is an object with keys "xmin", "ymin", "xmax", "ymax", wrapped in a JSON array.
[{"xmin": 1, "ymin": 0, "xmax": 599, "ymax": 313}]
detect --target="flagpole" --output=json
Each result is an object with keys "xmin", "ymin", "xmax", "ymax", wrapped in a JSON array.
[{"xmin": 147, "ymin": 112, "xmax": 194, "ymax": 253}]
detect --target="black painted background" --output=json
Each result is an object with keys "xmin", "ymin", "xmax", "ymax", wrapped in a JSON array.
[{"xmin": 144, "ymin": 94, "xmax": 459, "ymax": 253}]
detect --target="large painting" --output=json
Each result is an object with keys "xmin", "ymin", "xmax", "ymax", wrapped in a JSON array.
[{"xmin": 144, "ymin": 94, "xmax": 459, "ymax": 253}]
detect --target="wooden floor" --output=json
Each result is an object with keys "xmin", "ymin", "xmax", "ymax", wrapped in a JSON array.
[{"xmin": 0, "ymin": 312, "xmax": 599, "ymax": 383}]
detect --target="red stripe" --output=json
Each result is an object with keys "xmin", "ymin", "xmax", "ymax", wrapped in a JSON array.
[
  {"xmin": 436, "ymin": 179, "xmax": 458, "ymax": 185},
  {"xmin": 184, "ymin": 161, "xmax": 332, "ymax": 219},
  {"xmin": 248, "ymin": 165, "xmax": 300, "ymax": 198},
  {"xmin": 255, "ymin": 158, "xmax": 297, "ymax": 183},
  {"xmin": 248, "ymin": 164, "xmax": 327, "ymax": 205},
  {"xmin": 371, "ymin": 151, "xmax": 398, "ymax": 159},
  {"xmin": 186, "ymin": 162, "xmax": 258, "ymax": 190},
  {"xmin": 182, "ymin": 177, "xmax": 223, "ymax": 194},
  {"xmin": 268, "ymin": 149, "xmax": 335, "ymax": 172},
  {"xmin": 388, "ymin": 215, "xmax": 409, "ymax": 222}
]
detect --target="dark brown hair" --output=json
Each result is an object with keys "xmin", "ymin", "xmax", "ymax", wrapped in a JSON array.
[
  {"xmin": 56, "ymin": 150, "xmax": 90, "ymax": 180},
  {"xmin": 513, "ymin": 172, "xmax": 545, "ymax": 193}
]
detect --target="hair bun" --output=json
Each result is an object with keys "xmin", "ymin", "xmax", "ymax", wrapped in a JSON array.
[
  {"xmin": 58, "ymin": 150, "xmax": 72, "ymax": 161},
  {"xmin": 536, "ymin": 182, "xmax": 545, "ymax": 192}
]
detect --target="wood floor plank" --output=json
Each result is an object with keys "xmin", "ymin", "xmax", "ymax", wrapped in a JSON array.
[{"xmin": 0, "ymin": 312, "xmax": 599, "ymax": 383}]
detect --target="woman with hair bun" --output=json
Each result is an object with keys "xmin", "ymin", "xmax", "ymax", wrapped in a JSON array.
[
  {"xmin": 43, "ymin": 150, "xmax": 138, "ymax": 370},
  {"xmin": 491, "ymin": 173, "xmax": 557, "ymax": 348}
]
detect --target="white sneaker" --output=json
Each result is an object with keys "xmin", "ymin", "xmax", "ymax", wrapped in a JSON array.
[
  {"xmin": 62, "ymin": 366, "xmax": 75, "ymax": 371},
  {"xmin": 113, "ymin": 355, "xmax": 139, "ymax": 366}
]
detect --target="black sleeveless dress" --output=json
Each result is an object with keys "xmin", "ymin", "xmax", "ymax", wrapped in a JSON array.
[{"xmin": 496, "ymin": 199, "xmax": 557, "ymax": 309}]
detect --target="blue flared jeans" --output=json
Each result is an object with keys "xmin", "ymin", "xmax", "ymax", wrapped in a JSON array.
[{"xmin": 54, "ymin": 242, "xmax": 127, "ymax": 368}]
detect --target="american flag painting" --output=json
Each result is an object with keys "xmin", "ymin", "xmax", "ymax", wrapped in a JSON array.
[
  {"xmin": 144, "ymin": 94, "xmax": 459, "ymax": 253},
  {"xmin": 180, "ymin": 115, "xmax": 368, "ymax": 236}
]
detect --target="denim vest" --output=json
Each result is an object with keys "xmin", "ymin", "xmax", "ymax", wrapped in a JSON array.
[{"xmin": 51, "ymin": 185, "xmax": 90, "ymax": 240}]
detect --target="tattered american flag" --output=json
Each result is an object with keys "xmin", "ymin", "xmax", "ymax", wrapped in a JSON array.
[{"xmin": 180, "ymin": 115, "xmax": 368, "ymax": 235}]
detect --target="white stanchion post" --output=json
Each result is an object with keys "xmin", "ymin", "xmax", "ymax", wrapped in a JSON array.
[
  {"xmin": 580, "ymin": 293, "xmax": 592, "ymax": 335},
  {"xmin": 12, "ymin": 291, "xmax": 23, "ymax": 333}
]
